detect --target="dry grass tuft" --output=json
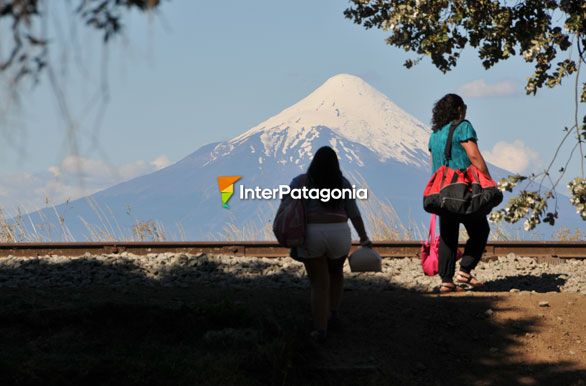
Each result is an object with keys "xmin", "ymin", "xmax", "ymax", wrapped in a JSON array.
[
  {"xmin": 553, "ymin": 226, "xmax": 585, "ymax": 241},
  {"xmin": 132, "ymin": 220, "xmax": 166, "ymax": 242}
]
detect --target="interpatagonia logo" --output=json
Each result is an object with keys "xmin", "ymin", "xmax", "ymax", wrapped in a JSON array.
[
  {"xmin": 217, "ymin": 175, "xmax": 368, "ymax": 209},
  {"xmin": 217, "ymin": 176, "xmax": 241, "ymax": 209}
]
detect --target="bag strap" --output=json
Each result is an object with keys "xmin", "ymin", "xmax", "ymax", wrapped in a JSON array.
[
  {"xmin": 428, "ymin": 214, "xmax": 436, "ymax": 241},
  {"xmin": 443, "ymin": 119, "xmax": 467, "ymax": 165}
]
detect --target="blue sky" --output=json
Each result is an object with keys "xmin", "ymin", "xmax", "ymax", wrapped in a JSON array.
[{"xmin": 0, "ymin": 0, "xmax": 583, "ymax": 211}]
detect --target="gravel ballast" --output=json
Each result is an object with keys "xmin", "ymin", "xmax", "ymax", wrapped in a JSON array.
[{"xmin": 0, "ymin": 253, "xmax": 585, "ymax": 293}]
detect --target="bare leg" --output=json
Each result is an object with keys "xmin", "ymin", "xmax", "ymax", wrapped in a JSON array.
[
  {"xmin": 303, "ymin": 256, "xmax": 330, "ymax": 331},
  {"xmin": 328, "ymin": 255, "xmax": 346, "ymax": 314}
]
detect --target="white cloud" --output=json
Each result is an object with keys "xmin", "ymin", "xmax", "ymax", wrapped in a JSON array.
[
  {"xmin": 150, "ymin": 155, "xmax": 171, "ymax": 170},
  {"xmin": 118, "ymin": 160, "xmax": 150, "ymax": 180},
  {"xmin": 483, "ymin": 140, "xmax": 541, "ymax": 174},
  {"xmin": 457, "ymin": 79, "xmax": 517, "ymax": 98},
  {"xmin": 47, "ymin": 165, "xmax": 61, "ymax": 177},
  {"xmin": 0, "ymin": 154, "xmax": 172, "ymax": 213},
  {"xmin": 60, "ymin": 155, "xmax": 112, "ymax": 177}
]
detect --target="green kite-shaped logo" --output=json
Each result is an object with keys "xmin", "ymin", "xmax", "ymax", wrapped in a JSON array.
[{"xmin": 217, "ymin": 176, "xmax": 241, "ymax": 209}]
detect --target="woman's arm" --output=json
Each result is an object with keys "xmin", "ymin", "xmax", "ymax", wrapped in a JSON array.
[
  {"xmin": 349, "ymin": 215, "xmax": 372, "ymax": 247},
  {"xmin": 461, "ymin": 140, "xmax": 492, "ymax": 178},
  {"xmin": 342, "ymin": 177, "xmax": 372, "ymax": 247}
]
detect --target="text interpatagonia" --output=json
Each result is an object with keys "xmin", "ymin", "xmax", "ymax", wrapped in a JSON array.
[{"xmin": 239, "ymin": 184, "xmax": 368, "ymax": 202}]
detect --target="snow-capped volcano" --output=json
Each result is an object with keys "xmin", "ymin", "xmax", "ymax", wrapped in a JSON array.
[
  {"xmin": 208, "ymin": 73, "xmax": 430, "ymax": 169},
  {"xmin": 17, "ymin": 74, "xmax": 582, "ymax": 240}
]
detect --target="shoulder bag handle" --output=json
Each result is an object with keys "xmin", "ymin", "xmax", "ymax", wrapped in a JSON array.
[
  {"xmin": 428, "ymin": 214, "xmax": 436, "ymax": 241},
  {"xmin": 444, "ymin": 121, "xmax": 462, "ymax": 166},
  {"xmin": 443, "ymin": 119, "xmax": 468, "ymax": 165}
]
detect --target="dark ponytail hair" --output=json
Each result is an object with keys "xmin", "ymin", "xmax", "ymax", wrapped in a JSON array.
[
  {"xmin": 307, "ymin": 146, "xmax": 343, "ymax": 208},
  {"xmin": 431, "ymin": 93, "xmax": 466, "ymax": 132}
]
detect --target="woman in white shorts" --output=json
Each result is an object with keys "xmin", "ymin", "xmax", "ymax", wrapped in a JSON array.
[{"xmin": 287, "ymin": 146, "xmax": 372, "ymax": 342}]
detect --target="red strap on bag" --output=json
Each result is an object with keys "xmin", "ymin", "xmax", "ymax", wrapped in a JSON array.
[{"xmin": 420, "ymin": 214, "xmax": 463, "ymax": 276}]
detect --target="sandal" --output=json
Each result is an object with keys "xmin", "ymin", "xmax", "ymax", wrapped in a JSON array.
[
  {"xmin": 455, "ymin": 271, "xmax": 483, "ymax": 290},
  {"xmin": 439, "ymin": 282, "xmax": 464, "ymax": 293}
]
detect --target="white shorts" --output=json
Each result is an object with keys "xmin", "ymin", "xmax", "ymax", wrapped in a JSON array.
[{"xmin": 296, "ymin": 222, "xmax": 352, "ymax": 259}]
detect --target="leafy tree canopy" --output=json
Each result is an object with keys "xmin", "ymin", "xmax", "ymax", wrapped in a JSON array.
[{"xmin": 345, "ymin": 0, "xmax": 584, "ymax": 98}]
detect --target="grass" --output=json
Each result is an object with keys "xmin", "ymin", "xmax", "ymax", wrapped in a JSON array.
[
  {"xmin": 216, "ymin": 202, "xmax": 277, "ymax": 241},
  {"xmin": 553, "ymin": 226, "xmax": 585, "ymax": 241},
  {"xmin": 0, "ymin": 197, "xmax": 176, "ymax": 243},
  {"xmin": 0, "ymin": 193, "xmax": 584, "ymax": 242}
]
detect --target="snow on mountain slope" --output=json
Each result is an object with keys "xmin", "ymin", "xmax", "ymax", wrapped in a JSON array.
[{"xmin": 210, "ymin": 73, "xmax": 430, "ymax": 169}]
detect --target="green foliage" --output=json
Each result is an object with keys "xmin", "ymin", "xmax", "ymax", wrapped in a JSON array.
[
  {"xmin": 496, "ymin": 174, "xmax": 527, "ymax": 193},
  {"xmin": 568, "ymin": 177, "xmax": 586, "ymax": 220},
  {"xmin": 489, "ymin": 189, "xmax": 550, "ymax": 231},
  {"xmin": 345, "ymin": 0, "xmax": 584, "ymax": 96}
]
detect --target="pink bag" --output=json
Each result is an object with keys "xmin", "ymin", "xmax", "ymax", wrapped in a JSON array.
[
  {"xmin": 420, "ymin": 214, "xmax": 462, "ymax": 276},
  {"xmin": 272, "ymin": 174, "xmax": 308, "ymax": 247}
]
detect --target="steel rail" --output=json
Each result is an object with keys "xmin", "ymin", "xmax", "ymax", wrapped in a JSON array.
[{"xmin": 0, "ymin": 241, "xmax": 585, "ymax": 259}]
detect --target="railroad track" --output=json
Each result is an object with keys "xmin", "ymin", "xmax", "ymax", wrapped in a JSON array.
[{"xmin": 1, "ymin": 241, "xmax": 585, "ymax": 259}]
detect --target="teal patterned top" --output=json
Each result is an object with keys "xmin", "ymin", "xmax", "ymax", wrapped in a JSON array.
[{"xmin": 428, "ymin": 120, "xmax": 478, "ymax": 173}]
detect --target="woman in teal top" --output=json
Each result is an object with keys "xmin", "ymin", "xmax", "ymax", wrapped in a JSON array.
[{"xmin": 428, "ymin": 94, "xmax": 493, "ymax": 293}]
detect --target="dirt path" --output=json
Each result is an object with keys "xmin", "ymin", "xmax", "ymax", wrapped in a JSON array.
[
  {"xmin": 3, "ymin": 284, "xmax": 584, "ymax": 385},
  {"xmin": 317, "ymin": 290, "xmax": 586, "ymax": 385},
  {"xmin": 229, "ymin": 285, "xmax": 586, "ymax": 385}
]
